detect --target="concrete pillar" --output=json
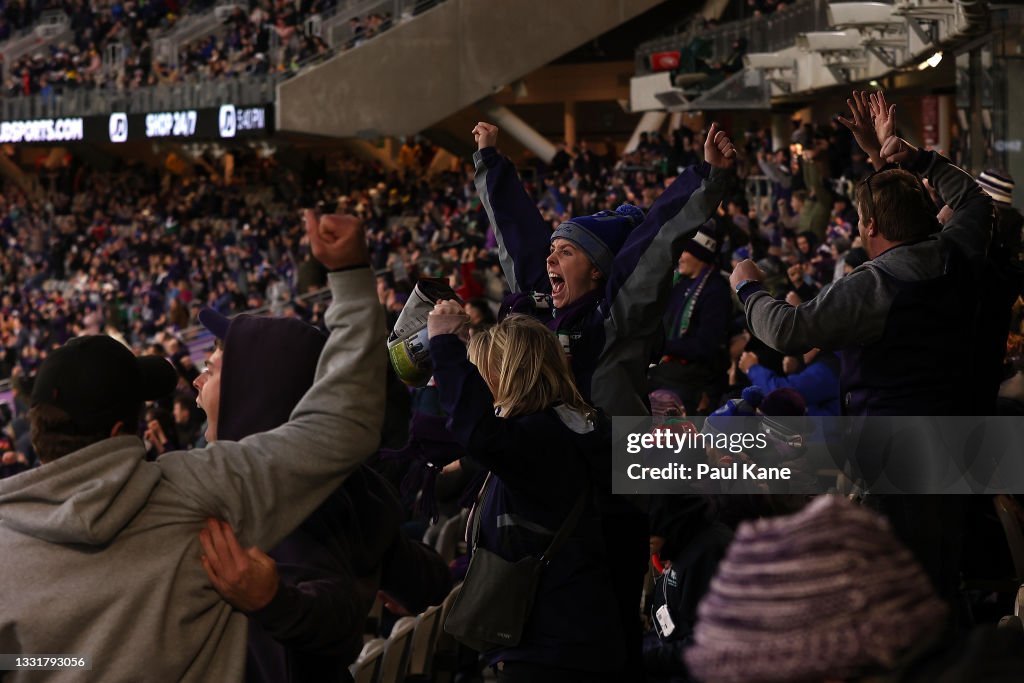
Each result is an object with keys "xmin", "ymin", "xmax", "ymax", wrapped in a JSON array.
[
  {"xmin": 382, "ymin": 137, "xmax": 397, "ymax": 162},
  {"xmin": 625, "ymin": 111, "xmax": 667, "ymax": 154},
  {"xmin": 564, "ymin": 100, "xmax": 577, "ymax": 149},
  {"xmin": 668, "ymin": 111, "xmax": 684, "ymax": 133},
  {"xmin": 771, "ymin": 113, "xmax": 790, "ymax": 152},
  {"xmin": 937, "ymin": 95, "xmax": 951, "ymax": 157},
  {"xmin": 478, "ymin": 98, "xmax": 558, "ymax": 164}
]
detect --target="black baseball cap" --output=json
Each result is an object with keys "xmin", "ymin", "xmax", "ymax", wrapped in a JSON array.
[
  {"xmin": 31, "ymin": 335, "xmax": 179, "ymax": 433},
  {"xmin": 198, "ymin": 308, "xmax": 231, "ymax": 340}
]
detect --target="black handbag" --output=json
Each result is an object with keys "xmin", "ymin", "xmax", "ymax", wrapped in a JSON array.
[{"xmin": 444, "ymin": 473, "xmax": 587, "ymax": 651}]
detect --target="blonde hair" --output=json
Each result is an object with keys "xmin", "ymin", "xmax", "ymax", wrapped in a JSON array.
[{"xmin": 467, "ymin": 314, "xmax": 594, "ymax": 419}]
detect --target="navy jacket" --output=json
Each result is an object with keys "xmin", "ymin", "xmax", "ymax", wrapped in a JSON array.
[
  {"xmin": 474, "ymin": 147, "xmax": 731, "ymax": 416},
  {"xmin": 741, "ymin": 153, "xmax": 996, "ymax": 416},
  {"xmin": 430, "ymin": 334, "xmax": 626, "ymax": 674}
]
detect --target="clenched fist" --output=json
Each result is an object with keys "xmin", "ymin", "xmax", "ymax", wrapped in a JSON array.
[
  {"xmin": 304, "ymin": 210, "xmax": 369, "ymax": 271},
  {"xmin": 704, "ymin": 122, "xmax": 737, "ymax": 170},
  {"xmin": 472, "ymin": 122, "xmax": 499, "ymax": 151},
  {"xmin": 729, "ymin": 259, "xmax": 766, "ymax": 290}
]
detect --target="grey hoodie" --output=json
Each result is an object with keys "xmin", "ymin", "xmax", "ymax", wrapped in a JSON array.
[{"xmin": 0, "ymin": 269, "xmax": 385, "ymax": 682}]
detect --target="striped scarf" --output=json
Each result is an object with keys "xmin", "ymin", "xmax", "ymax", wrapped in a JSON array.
[{"xmin": 672, "ymin": 265, "xmax": 713, "ymax": 338}]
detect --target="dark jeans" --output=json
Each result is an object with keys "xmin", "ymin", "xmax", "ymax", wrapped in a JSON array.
[{"xmin": 603, "ymin": 509, "xmax": 651, "ymax": 683}]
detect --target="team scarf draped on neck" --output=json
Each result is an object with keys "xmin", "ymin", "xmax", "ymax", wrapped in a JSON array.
[{"xmin": 672, "ymin": 265, "xmax": 713, "ymax": 338}]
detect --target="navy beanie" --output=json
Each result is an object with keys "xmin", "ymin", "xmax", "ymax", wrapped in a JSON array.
[
  {"xmin": 551, "ymin": 204, "xmax": 644, "ymax": 277},
  {"xmin": 682, "ymin": 218, "xmax": 719, "ymax": 263}
]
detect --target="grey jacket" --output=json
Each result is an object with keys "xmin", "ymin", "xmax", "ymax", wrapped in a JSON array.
[
  {"xmin": 0, "ymin": 269, "xmax": 385, "ymax": 682},
  {"xmin": 741, "ymin": 152, "xmax": 995, "ymax": 415}
]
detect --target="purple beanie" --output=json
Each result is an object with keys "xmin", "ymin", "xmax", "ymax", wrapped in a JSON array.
[
  {"xmin": 650, "ymin": 389, "xmax": 685, "ymax": 416},
  {"xmin": 684, "ymin": 495, "xmax": 948, "ymax": 683}
]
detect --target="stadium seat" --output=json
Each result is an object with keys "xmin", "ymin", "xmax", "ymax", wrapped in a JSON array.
[
  {"xmin": 432, "ymin": 584, "xmax": 463, "ymax": 683},
  {"xmin": 434, "ymin": 509, "xmax": 468, "ymax": 564},
  {"xmin": 997, "ymin": 614, "xmax": 1024, "ymax": 631},
  {"xmin": 421, "ymin": 511, "xmax": 449, "ymax": 548},
  {"xmin": 406, "ymin": 603, "xmax": 443, "ymax": 681},
  {"xmin": 350, "ymin": 638, "xmax": 387, "ymax": 683},
  {"xmin": 365, "ymin": 594, "xmax": 385, "ymax": 639},
  {"xmin": 378, "ymin": 616, "xmax": 417, "ymax": 683},
  {"xmin": 994, "ymin": 495, "xmax": 1024, "ymax": 578},
  {"xmin": 1000, "ymin": 580, "xmax": 1024, "ymax": 631}
]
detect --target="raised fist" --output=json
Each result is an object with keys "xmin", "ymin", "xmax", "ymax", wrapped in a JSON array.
[
  {"xmin": 703, "ymin": 122, "xmax": 737, "ymax": 170},
  {"xmin": 472, "ymin": 122, "xmax": 499, "ymax": 151},
  {"xmin": 305, "ymin": 210, "xmax": 369, "ymax": 271}
]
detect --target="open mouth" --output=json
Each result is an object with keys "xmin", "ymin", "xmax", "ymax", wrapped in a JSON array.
[{"xmin": 549, "ymin": 272, "xmax": 565, "ymax": 299}]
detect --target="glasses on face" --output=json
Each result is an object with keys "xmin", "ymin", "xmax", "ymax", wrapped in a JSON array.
[{"xmin": 858, "ymin": 168, "xmax": 883, "ymax": 223}]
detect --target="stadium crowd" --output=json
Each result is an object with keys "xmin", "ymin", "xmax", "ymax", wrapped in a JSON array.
[
  {"xmin": 1, "ymin": 0, "xmax": 441, "ymax": 98},
  {"xmin": 3, "ymin": 86, "xmax": 1024, "ymax": 683},
  {"xmin": 0, "ymin": 0, "xmax": 215, "ymax": 41},
  {"xmin": 2, "ymin": 0, "xmax": 334, "ymax": 97}
]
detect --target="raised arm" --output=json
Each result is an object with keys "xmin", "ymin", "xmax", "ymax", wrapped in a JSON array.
[
  {"xmin": 838, "ymin": 90, "xmax": 894, "ymax": 172},
  {"xmin": 928, "ymin": 154, "xmax": 994, "ymax": 263},
  {"xmin": 424, "ymin": 302, "xmax": 545, "ymax": 489},
  {"xmin": 428, "ymin": 335, "xmax": 544, "ymax": 489},
  {"xmin": 757, "ymin": 155, "xmax": 791, "ymax": 188},
  {"xmin": 159, "ymin": 215, "xmax": 386, "ymax": 550},
  {"xmin": 472, "ymin": 122, "xmax": 552, "ymax": 294},
  {"xmin": 880, "ymin": 135, "xmax": 994, "ymax": 265},
  {"xmin": 591, "ymin": 124, "xmax": 737, "ymax": 415}
]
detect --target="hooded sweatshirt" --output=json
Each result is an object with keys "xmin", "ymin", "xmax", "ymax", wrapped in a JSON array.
[{"xmin": 0, "ymin": 269, "xmax": 385, "ymax": 683}]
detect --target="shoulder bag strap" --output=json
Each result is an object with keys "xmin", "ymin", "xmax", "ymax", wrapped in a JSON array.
[
  {"xmin": 466, "ymin": 472, "xmax": 493, "ymax": 550},
  {"xmin": 539, "ymin": 487, "xmax": 588, "ymax": 563}
]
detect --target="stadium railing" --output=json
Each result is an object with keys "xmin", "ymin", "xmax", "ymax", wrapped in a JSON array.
[
  {"xmin": 0, "ymin": 74, "xmax": 277, "ymax": 119},
  {"xmin": 1, "ymin": 0, "xmax": 447, "ymax": 119},
  {"xmin": 0, "ymin": 10, "xmax": 73, "ymax": 80},
  {"xmin": 634, "ymin": 0, "xmax": 833, "ymax": 75}
]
